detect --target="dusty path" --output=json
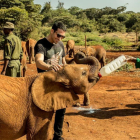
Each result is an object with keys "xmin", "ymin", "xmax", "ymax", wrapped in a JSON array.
[{"xmin": 0, "ymin": 50, "xmax": 140, "ymax": 140}]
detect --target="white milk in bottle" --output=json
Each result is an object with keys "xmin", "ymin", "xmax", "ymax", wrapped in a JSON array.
[{"xmin": 99, "ymin": 55, "xmax": 127, "ymax": 76}]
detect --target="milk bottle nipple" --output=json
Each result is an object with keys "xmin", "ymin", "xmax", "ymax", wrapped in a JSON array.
[{"xmin": 99, "ymin": 55, "xmax": 127, "ymax": 76}]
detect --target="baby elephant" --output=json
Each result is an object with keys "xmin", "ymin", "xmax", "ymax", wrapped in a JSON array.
[
  {"xmin": 85, "ymin": 45, "xmax": 106, "ymax": 68},
  {"xmin": 66, "ymin": 40, "xmax": 75, "ymax": 58},
  {"xmin": 0, "ymin": 56, "xmax": 100, "ymax": 140}
]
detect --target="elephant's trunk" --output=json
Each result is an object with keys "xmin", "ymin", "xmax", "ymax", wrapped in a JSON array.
[{"xmin": 74, "ymin": 52, "xmax": 100, "ymax": 80}]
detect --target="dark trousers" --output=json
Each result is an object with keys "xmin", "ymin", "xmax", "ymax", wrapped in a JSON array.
[{"xmin": 53, "ymin": 108, "xmax": 66, "ymax": 139}]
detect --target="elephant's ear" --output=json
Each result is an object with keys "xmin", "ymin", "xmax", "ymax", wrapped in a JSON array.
[{"xmin": 31, "ymin": 72, "xmax": 79, "ymax": 112}]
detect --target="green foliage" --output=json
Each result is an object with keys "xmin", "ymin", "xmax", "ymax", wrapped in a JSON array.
[
  {"xmin": 102, "ymin": 36, "xmax": 123, "ymax": 46},
  {"xmin": 0, "ymin": 0, "xmax": 24, "ymax": 9},
  {"xmin": 0, "ymin": 0, "xmax": 139, "ymax": 48},
  {"xmin": 0, "ymin": 7, "xmax": 28, "ymax": 24},
  {"xmin": 116, "ymin": 63, "xmax": 134, "ymax": 72},
  {"xmin": 0, "ymin": 0, "xmax": 43, "ymax": 41},
  {"xmin": 125, "ymin": 13, "xmax": 139, "ymax": 30},
  {"xmin": 98, "ymin": 15, "xmax": 126, "ymax": 32},
  {"xmin": 137, "ymin": 45, "xmax": 140, "ymax": 51},
  {"xmin": 86, "ymin": 36, "xmax": 102, "ymax": 42},
  {"xmin": 68, "ymin": 6, "xmax": 82, "ymax": 15}
]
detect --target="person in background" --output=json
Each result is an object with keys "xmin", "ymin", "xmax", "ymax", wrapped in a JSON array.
[
  {"xmin": 1, "ymin": 22, "xmax": 23, "ymax": 77},
  {"xmin": 34, "ymin": 21, "xmax": 67, "ymax": 140}
]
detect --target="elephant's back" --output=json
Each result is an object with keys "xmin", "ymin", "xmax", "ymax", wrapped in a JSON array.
[
  {"xmin": 0, "ymin": 76, "xmax": 29, "ymax": 138},
  {"xmin": 92, "ymin": 45, "xmax": 106, "ymax": 56}
]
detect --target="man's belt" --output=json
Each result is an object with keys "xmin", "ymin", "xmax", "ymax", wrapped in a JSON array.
[{"xmin": 10, "ymin": 59, "xmax": 20, "ymax": 60}]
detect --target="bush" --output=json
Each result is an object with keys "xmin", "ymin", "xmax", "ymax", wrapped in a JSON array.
[
  {"xmin": 102, "ymin": 36, "xmax": 123, "ymax": 46},
  {"xmin": 86, "ymin": 36, "xmax": 102, "ymax": 42},
  {"xmin": 116, "ymin": 63, "xmax": 134, "ymax": 72},
  {"xmin": 137, "ymin": 45, "xmax": 140, "ymax": 51}
]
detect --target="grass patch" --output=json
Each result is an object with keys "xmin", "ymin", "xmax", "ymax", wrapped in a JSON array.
[
  {"xmin": 116, "ymin": 63, "xmax": 134, "ymax": 72},
  {"xmin": 59, "ymin": 31, "xmax": 136, "ymax": 51}
]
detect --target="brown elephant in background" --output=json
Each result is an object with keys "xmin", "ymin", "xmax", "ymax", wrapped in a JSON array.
[
  {"xmin": 66, "ymin": 40, "xmax": 75, "ymax": 58},
  {"xmin": 21, "ymin": 41, "xmax": 27, "ymax": 77},
  {"xmin": 84, "ymin": 45, "xmax": 106, "ymax": 68},
  {"xmin": 0, "ymin": 55, "xmax": 100, "ymax": 140},
  {"xmin": 26, "ymin": 38, "xmax": 37, "ymax": 64}
]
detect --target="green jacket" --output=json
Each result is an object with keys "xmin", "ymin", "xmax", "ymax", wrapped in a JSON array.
[
  {"xmin": 4, "ymin": 32, "xmax": 23, "ymax": 61},
  {"xmin": 135, "ymin": 58, "xmax": 140, "ymax": 68}
]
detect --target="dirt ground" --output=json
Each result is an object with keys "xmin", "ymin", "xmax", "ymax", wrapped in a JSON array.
[{"xmin": 0, "ymin": 49, "xmax": 140, "ymax": 140}]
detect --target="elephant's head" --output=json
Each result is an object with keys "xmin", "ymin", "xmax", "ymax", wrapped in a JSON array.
[
  {"xmin": 31, "ymin": 54, "xmax": 100, "ymax": 111},
  {"xmin": 85, "ymin": 46, "xmax": 96, "ymax": 56},
  {"xmin": 74, "ymin": 51, "xmax": 100, "ymax": 72}
]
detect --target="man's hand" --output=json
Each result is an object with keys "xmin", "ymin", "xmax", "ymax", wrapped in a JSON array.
[
  {"xmin": 50, "ymin": 64, "xmax": 62, "ymax": 72},
  {"xmin": 48, "ymin": 52, "xmax": 63, "ymax": 72},
  {"xmin": 125, "ymin": 55, "xmax": 137, "ymax": 63}
]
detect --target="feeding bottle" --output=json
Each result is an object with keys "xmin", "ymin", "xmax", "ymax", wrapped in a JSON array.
[{"xmin": 99, "ymin": 55, "xmax": 127, "ymax": 76}]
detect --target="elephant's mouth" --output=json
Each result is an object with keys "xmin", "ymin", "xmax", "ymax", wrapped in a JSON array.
[{"xmin": 88, "ymin": 75, "xmax": 100, "ymax": 83}]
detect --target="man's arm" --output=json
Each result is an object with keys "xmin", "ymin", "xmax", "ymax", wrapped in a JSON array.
[
  {"xmin": 35, "ymin": 53, "xmax": 52, "ymax": 70},
  {"xmin": 1, "ymin": 39, "xmax": 11, "ymax": 75},
  {"xmin": 62, "ymin": 57, "xmax": 67, "ymax": 65},
  {"xmin": 1, "ymin": 59, "xmax": 9, "ymax": 75}
]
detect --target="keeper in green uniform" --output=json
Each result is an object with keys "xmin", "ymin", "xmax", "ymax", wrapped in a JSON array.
[{"xmin": 1, "ymin": 22, "xmax": 23, "ymax": 77}]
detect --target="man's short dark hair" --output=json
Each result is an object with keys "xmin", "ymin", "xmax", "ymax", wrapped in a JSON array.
[{"xmin": 52, "ymin": 21, "xmax": 66, "ymax": 32}]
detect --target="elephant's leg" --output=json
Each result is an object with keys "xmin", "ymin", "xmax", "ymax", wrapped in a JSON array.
[
  {"xmin": 23, "ymin": 67, "xmax": 26, "ymax": 77},
  {"xmin": 73, "ymin": 102, "xmax": 81, "ymax": 107},
  {"xmin": 103, "ymin": 56, "xmax": 106, "ymax": 66},
  {"xmin": 29, "ymin": 47, "xmax": 32, "ymax": 64},
  {"xmin": 100, "ymin": 57, "xmax": 105, "ymax": 68},
  {"xmin": 32, "ymin": 47, "xmax": 35, "ymax": 62},
  {"xmin": 83, "ymin": 92, "xmax": 90, "ymax": 106}
]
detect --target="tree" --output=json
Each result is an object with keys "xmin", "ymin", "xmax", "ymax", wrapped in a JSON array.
[
  {"xmin": 41, "ymin": 2, "xmax": 51, "ymax": 14},
  {"xmin": 0, "ymin": 0, "xmax": 43, "ymax": 40},
  {"xmin": 132, "ymin": 20, "xmax": 140, "ymax": 44},
  {"xmin": 125, "ymin": 13, "xmax": 138, "ymax": 31},
  {"xmin": 0, "ymin": 7, "xmax": 28, "ymax": 27},
  {"xmin": 56, "ymin": 0, "xmax": 64, "ymax": 9},
  {"xmin": 68, "ymin": 6, "xmax": 82, "ymax": 15},
  {"xmin": 0, "ymin": 0, "xmax": 24, "ymax": 9}
]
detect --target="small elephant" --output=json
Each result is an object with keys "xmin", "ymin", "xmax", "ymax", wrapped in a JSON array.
[
  {"xmin": 66, "ymin": 40, "xmax": 75, "ymax": 58},
  {"xmin": 21, "ymin": 41, "xmax": 27, "ymax": 77},
  {"xmin": 85, "ymin": 45, "xmax": 106, "ymax": 68},
  {"xmin": 0, "ymin": 55, "xmax": 100, "ymax": 140},
  {"xmin": 26, "ymin": 38, "xmax": 37, "ymax": 64}
]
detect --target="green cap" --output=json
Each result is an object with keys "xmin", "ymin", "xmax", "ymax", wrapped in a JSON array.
[{"xmin": 3, "ymin": 22, "xmax": 14, "ymax": 29}]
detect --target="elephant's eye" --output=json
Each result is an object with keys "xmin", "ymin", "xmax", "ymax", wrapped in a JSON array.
[{"xmin": 82, "ymin": 71, "xmax": 87, "ymax": 76}]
